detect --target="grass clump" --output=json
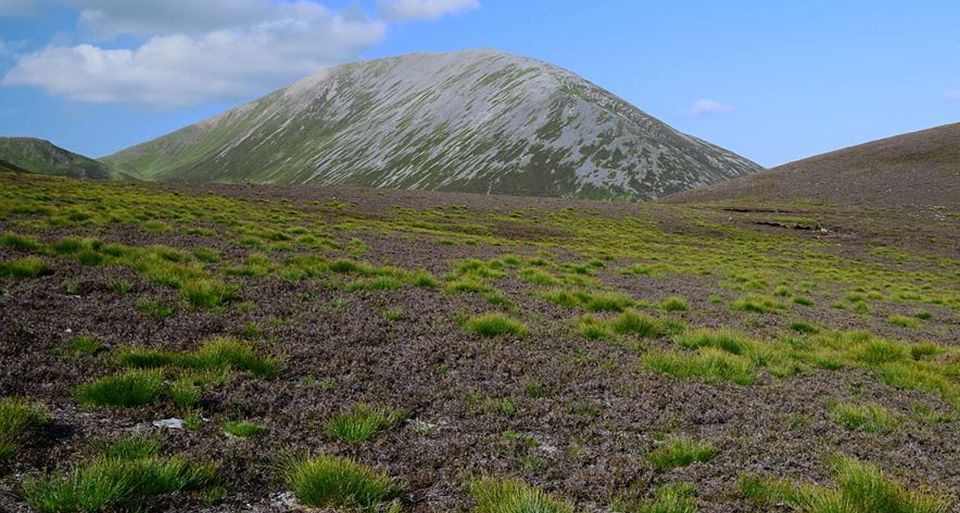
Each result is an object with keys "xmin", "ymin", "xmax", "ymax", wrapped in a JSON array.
[
  {"xmin": 585, "ymin": 291, "xmax": 633, "ymax": 312},
  {"xmin": 328, "ymin": 403, "xmax": 402, "ymax": 442},
  {"xmin": 182, "ymin": 278, "xmax": 236, "ymax": 308},
  {"xmin": 828, "ymin": 402, "xmax": 901, "ymax": 433},
  {"xmin": 576, "ymin": 315, "xmax": 613, "ymax": 340},
  {"xmin": 22, "ymin": 436, "xmax": 216, "ymax": 513},
  {"xmin": 660, "ymin": 296, "xmax": 689, "ymax": 312},
  {"xmin": 611, "ymin": 310, "xmax": 666, "ymax": 338},
  {"xmin": 470, "ymin": 476, "xmax": 574, "ymax": 513},
  {"xmin": 223, "ymin": 420, "xmax": 267, "ymax": 437},
  {"xmin": 912, "ymin": 310, "xmax": 933, "ymax": 320},
  {"xmin": 0, "ymin": 256, "xmax": 53, "ymax": 279},
  {"xmin": 185, "ymin": 337, "xmax": 281, "ymax": 377},
  {"xmin": 638, "ymin": 483, "xmax": 698, "ymax": 513},
  {"xmin": 464, "ymin": 313, "xmax": 528, "ymax": 338},
  {"xmin": 282, "ymin": 454, "xmax": 398, "ymax": 511},
  {"xmin": 888, "ymin": 315, "xmax": 920, "ymax": 329},
  {"xmin": 647, "ymin": 436, "xmax": 717, "ymax": 471},
  {"xmin": 446, "ymin": 276, "xmax": 491, "ymax": 294},
  {"xmin": 136, "ymin": 298, "xmax": 174, "ymax": 319},
  {"xmin": 61, "ymin": 335, "xmax": 102, "ymax": 358},
  {"xmin": 0, "ymin": 398, "xmax": 48, "ymax": 458},
  {"xmin": 0, "ymin": 231, "xmax": 41, "ymax": 251},
  {"xmin": 118, "ymin": 337, "xmax": 281, "ymax": 378},
  {"xmin": 75, "ymin": 370, "xmax": 165, "ymax": 407},
  {"xmin": 790, "ymin": 321, "xmax": 818, "ymax": 334},
  {"xmin": 732, "ymin": 294, "xmax": 786, "ymax": 314},
  {"xmin": 643, "ymin": 347, "xmax": 756, "ymax": 386},
  {"xmin": 741, "ymin": 455, "xmax": 950, "ymax": 513}
]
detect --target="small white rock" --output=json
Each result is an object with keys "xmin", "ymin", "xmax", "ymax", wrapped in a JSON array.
[{"xmin": 153, "ymin": 418, "xmax": 184, "ymax": 430}]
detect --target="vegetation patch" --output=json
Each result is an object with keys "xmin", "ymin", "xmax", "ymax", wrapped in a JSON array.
[
  {"xmin": 637, "ymin": 483, "xmax": 698, "ymax": 513},
  {"xmin": 470, "ymin": 476, "xmax": 574, "ymax": 513},
  {"xmin": 741, "ymin": 455, "xmax": 950, "ymax": 513},
  {"xmin": 828, "ymin": 402, "xmax": 901, "ymax": 433},
  {"xmin": 731, "ymin": 294, "xmax": 786, "ymax": 314},
  {"xmin": 282, "ymin": 454, "xmax": 398, "ymax": 511},
  {"xmin": 22, "ymin": 436, "xmax": 216, "ymax": 513},
  {"xmin": 117, "ymin": 336, "xmax": 281, "ymax": 378},
  {"xmin": 643, "ymin": 347, "xmax": 756, "ymax": 386},
  {"xmin": 0, "ymin": 256, "xmax": 53, "ymax": 279},
  {"xmin": 660, "ymin": 296, "xmax": 689, "ymax": 312},
  {"xmin": 464, "ymin": 313, "xmax": 528, "ymax": 338},
  {"xmin": 328, "ymin": 403, "xmax": 402, "ymax": 442},
  {"xmin": 223, "ymin": 420, "xmax": 267, "ymax": 437},
  {"xmin": 0, "ymin": 398, "xmax": 48, "ymax": 459},
  {"xmin": 75, "ymin": 370, "xmax": 165, "ymax": 408},
  {"xmin": 647, "ymin": 436, "xmax": 717, "ymax": 471}
]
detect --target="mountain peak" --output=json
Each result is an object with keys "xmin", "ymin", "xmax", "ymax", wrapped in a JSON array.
[{"xmin": 105, "ymin": 50, "xmax": 761, "ymax": 199}]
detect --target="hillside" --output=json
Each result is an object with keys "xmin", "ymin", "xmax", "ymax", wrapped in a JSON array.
[
  {"xmin": 0, "ymin": 137, "xmax": 112, "ymax": 179},
  {"xmin": 669, "ymin": 122, "xmax": 960, "ymax": 209},
  {"xmin": 104, "ymin": 49, "xmax": 761, "ymax": 200}
]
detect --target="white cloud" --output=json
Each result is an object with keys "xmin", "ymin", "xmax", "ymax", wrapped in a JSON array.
[
  {"xmin": 3, "ymin": 2, "xmax": 386, "ymax": 107},
  {"xmin": 379, "ymin": 0, "xmax": 479, "ymax": 21},
  {"xmin": 688, "ymin": 98, "xmax": 734, "ymax": 116},
  {"xmin": 66, "ymin": 0, "xmax": 275, "ymax": 37}
]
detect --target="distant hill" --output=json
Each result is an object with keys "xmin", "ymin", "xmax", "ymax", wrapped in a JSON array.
[
  {"xmin": 669, "ymin": 122, "xmax": 960, "ymax": 209},
  {"xmin": 0, "ymin": 137, "xmax": 112, "ymax": 179},
  {"xmin": 104, "ymin": 49, "xmax": 761, "ymax": 200},
  {"xmin": 0, "ymin": 158, "xmax": 31, "ymax": 174}
]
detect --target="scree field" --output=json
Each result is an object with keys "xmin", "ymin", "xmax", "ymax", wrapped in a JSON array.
[{"xmin": 1, "ymin": 171, "xmax": 959, "ymax": 513}]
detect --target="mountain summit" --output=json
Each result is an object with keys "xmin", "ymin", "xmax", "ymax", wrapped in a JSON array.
[{"xmin": 105, "ymin": 49, "xmax": 761, "ymax": 200}]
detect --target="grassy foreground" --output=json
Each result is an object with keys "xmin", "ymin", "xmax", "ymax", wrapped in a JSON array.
[{"xmin": 0, "ymin": 173, "xmax": 958, "ymax": 512}]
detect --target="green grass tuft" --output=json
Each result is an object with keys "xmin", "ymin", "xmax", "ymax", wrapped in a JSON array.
[
  {"xmin": 0, "ymin": 398, "xmax": 48, "ymax": 459},
  {"xmin": 328, "ymin": 403, "xmax": 402, "ymax": 442},
  {"xmin": 470, "ymin": 476, "xmax": 574, "ymax": 513},
  {"xmin": 660, "ymin": 296, "xmax": 689, "ymax": 312},
  {"xmin": 638, "ymin": 483, "xmax": 698, "ymax": 513},
  {"xmin": 464, "ymin": 313, "xmax": 528, "ymax": 338},
  {"xmin": 610, "ymin": 310, "xmax": 666, "ymax": 338},
  {"xmin": 643, "ymin": 347, "xmax": 756, "ymax": 386},
  {"xmin": 282, "ymin": 454, "xmax": 397, "ymax": 511},
  {"xmin": 888, "ymin": 315, "xmax": 920, "ymax": 329},
  {"xmin": 23, "ymin": 437, "xmax": 216, "ymax": 513},
  {"xmin": 828, "ymin": 402, "xmax": 901, "ymax": 433},
  {"xmin": 136, "ymin": 298, "xmax": 175, "ymax": 319},
  {"xmin": 732, "ymin": 295, "xmax": 786, "ymax": 314},
  {"xmin": 647, "ymin": 436, "xmax": 717, "ymax": 471},
  {"xmin": 223, "ymin": 420, "xmax": 267, "ymax": 437},
  {"xmin": 182, "ymin": 278, "xmax": 236, "ymax": 308},
  {"xmin": 0, "ymin": 256, "xmax": 53, "ymax": 279},
  {"xmin": 741, "ymin": 455, "xmax": 950, "ymax": 513},
  {"xmin": 75, "ymin": 370, "xmax": 165, "ymax": 408}
]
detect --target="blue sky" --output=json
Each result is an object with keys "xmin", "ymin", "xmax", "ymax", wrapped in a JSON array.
[{"xmin": 0, "ymin": 0, "xmax": 958, "ymax": 167}]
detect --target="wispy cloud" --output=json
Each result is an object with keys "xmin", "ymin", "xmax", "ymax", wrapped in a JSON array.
[
  {"xmin": 379, "ymin": 0, "xmax": 479, "ymax": 22},
  {"xmin": 2, "ymin": 0, "xmax": 482, "ymax": 107},
  {"xmin": 688, "ymin": 99, "xmax": 734, "ymax": 116},
  {"xmin": 3, "ymin": 2, "xmax": 386, "ymax": 107}
]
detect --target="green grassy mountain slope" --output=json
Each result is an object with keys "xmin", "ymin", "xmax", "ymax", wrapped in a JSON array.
[
  {"xmin": 104, "ymin": 49, "xmax": 762, "ymax": 200},
  {"xmin": 0, "ymin": 137, "xmax": 112, "ymax": 179},
  {"xmin": 668, "ymin": 122, "xmax": 960, "ymax": 209}
]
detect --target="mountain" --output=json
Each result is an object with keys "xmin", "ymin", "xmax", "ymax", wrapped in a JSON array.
[
  {"xmin": 104, "ymin": 49, "xmax": 761, "ymax": 200},
  {"xmin": 0, "ymin": 158, "xmax": 30, "ymax": 174},
  {"xmin": 0, "ymin": 137, "xmax": 112, "ymax": 179},
  {"xmin": 668, "ymin": 122, "xmax": 960, "ymax": 209}
]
